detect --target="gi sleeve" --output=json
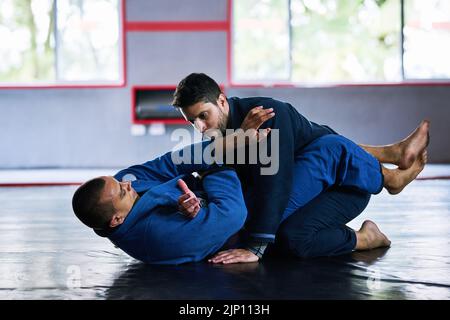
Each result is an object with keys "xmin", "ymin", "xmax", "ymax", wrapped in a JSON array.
[
  {"xmin": 243, "ymin": 99, "xmax": 297, "ymax": 244},
  {"xmin": 115, "ymin": 140, "xmax": 220, "ymax": 184},
  {"xmin": 145, "ymin": 169, "xmax": 247, "ymax": 265}
]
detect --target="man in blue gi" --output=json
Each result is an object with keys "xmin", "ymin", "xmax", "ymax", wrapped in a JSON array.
[
  {"xmin": 71, "ymin": 129, "xmax": 269, "ymax": 265},
  {"xmin": 172, "ymin": 73, "xmax": 430, "ymax": 264},
  {"xmin": 72, "ymin": 130, "xmax": 426, "ymax": 265}
]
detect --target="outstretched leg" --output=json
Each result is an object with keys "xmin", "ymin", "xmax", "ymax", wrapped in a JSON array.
[
  {"xmin": 271, "ymin": 133, "xmax": 428, "ymax": 258},
  {"xmin": 282, "ymin": 134, "xmax": 426, "ymax": 221},
  {"xmin": 359, "ymin": 120, "xmax": 430, "ymax": 169}
]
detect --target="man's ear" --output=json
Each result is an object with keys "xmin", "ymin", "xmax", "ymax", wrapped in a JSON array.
[
  {"xmin": 217, "ymin": 93, "xmax": 226, "ymax": 106},
  {"xmin": 217, "ymin": 93, "xmax": 228, "ymax": 111},
  {"xmin": 109, "ymin": 213, "xmax": 124, "ymax": 228}
]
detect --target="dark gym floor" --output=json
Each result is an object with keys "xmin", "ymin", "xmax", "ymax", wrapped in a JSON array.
[{"xmin": 1, "ymin": 166, "xmax": 449, "ymax": 300}]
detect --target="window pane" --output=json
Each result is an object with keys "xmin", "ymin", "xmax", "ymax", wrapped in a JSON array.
[
  {"xmin": 0, "ymin": 0, "xmax": 121, "ymax": 85},
  {"xmin": 233, "ymin": 0, "xmax": 290, "ymax": 82},
  {"xmin": 0, "ymin": 0, "xmax": 55, "ymax": 83},
  {"xmin": 404, "ymin": 0, "xmax": 450, "ymax": 79},
  {"xmin": 291, "ymin": 0, "xmax": 401, "ymax": 83},
  {"xmin": 56, "ymin": 0, "xmax": 120, "ymax": 82}
]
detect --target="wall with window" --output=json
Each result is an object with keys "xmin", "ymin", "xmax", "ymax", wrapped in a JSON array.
[
  {"xmin": 0, "ymin": 0, "xmax": 124, "ymax": 85},
  {"xmin": 0, "ymin": 0, "xmax": 449, "ymax": 168},
  {"xmin": 233, "ymin": 0, "xmax": 450, "ymax": 84}
]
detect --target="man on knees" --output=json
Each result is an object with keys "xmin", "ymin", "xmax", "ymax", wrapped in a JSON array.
[{"xmin": 173, "ymin": 73, "xmax": 430, "ymax": 263}]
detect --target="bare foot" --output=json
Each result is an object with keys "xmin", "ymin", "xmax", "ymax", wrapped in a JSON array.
[
  {"xmin": 356, "ymin": 220, "xmax": 391, "ymax": 251},
  {"xmin": 384, "ymin": 149, "xmax": 427, "ymax": 195},
  {"xmin": 397, "ymin": 120, "xmax": 430, "ymax": 169}
]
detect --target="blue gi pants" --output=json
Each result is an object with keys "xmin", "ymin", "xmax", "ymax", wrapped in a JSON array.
[{"xmin": 272, "ymin": 134, "xmax": 382, "ymax": 258}]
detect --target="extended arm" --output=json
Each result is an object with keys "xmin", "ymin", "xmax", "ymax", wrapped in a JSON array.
[{"xmin": 115, "ymin": 119, "xmax": 272, "ymax": 184}]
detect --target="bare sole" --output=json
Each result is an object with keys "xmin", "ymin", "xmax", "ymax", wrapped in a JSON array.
[
  {"xmin": 399, "ymin": 120, "xmax": 430, "ymax": 170},
  {"xmin": 386, "ymin": 150, "xmax": 427, "ymax": 195},
  {"xmin": 359, "ymin": 220, "xmax": 391, "ymax": 250}
]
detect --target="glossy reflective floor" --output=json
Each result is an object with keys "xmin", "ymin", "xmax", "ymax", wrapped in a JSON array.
[{"xmin": 1, "ymin": 174, "xmax": 449, "ymax": 299}]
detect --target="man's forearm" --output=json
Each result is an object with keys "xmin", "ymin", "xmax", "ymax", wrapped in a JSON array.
[{"xmin": 210, "ymin": 128, "xmax": 269, "ymax": 158}]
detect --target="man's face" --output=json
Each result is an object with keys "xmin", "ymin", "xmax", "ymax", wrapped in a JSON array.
[
  {"xmin": 99, "ymin": 176, "xmax": 139, "ymax": 227},
  {"xmin": 180, "ymin": 93, "xmax": 229, "ymax": 137}
]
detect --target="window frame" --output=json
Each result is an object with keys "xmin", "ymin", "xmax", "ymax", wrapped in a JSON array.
[
  {"xmin": 230, "ymin": 0, "xmax": 450, "ymax": 87},
  {"xmin": 0, "ymin": 0, "xmax": 126, "ymax": 89}
]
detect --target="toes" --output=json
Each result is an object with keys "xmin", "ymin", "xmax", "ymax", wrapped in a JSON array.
[
  {"xmin": 421, "ymin": 149, "xmax": 428, "ymax": 164},
  {"xmin": 421, "ymin": 119, "xmax": 430, "ymax": 130},
  {"xmin": 382, "ymin": 234, "xmax": 392, "ymax": 247}
]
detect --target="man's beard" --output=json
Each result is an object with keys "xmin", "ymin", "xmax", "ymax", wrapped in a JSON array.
[
  {"xmin": 217, "ymin": 108, "xmax": 228, "ymax": 134},
  {"xmin": 203, "ymin": 108, "xmax": 228, "ymax": 139}
]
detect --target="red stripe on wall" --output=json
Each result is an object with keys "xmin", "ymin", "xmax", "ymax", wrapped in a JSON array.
[
  {"xmin": 125, "ymin": 21, "xmax": 228, "ymax": 32},
  {"xmin": 226, "ymin": 0, "xmax": 232, "ymax": 86},
  {"xmin": 133, "ymin": 119, "xmax": 188, "ymax": 125},
  {"xmin": 121, "ymin": 0, "xmax": 127, "ymax": 87},
  {"xmin": 416, "ymin": 176, "xmax": 450, "ymax": 181},
  {"xmin": 0, "ymin": 183, "xmax": 82, "ymax": 188}
]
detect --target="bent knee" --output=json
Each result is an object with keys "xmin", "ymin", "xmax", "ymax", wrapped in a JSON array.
[
  {"xmin": 277, "ymin": 229, "xmax": 316, "ymax": 258},
  {"xmin": 315, "ymin": 134, "xmax": 349, "ymax": 149}
]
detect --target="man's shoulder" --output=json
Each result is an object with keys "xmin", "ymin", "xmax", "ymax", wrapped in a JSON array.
[
  {"xmin": 230, "ymin": 96, "xmax": 276, "ymax": 106},
  {"xmin": 229, "ymin": 96, "xmax": 291, "ymax": 112}
]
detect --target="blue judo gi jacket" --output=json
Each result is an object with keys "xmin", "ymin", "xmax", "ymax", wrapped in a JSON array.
[
  {"xmin": 226, "ymin": 97, "xmax": 337, "ymax": 243},
  {"xmin": 95, "ymin": 142, "xmax": 247, "ymax": 265}
]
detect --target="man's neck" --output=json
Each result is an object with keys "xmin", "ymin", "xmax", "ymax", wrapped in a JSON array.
[{"xmin": 225, "ymin": 98, "xmax": 233, "ymax": 129}]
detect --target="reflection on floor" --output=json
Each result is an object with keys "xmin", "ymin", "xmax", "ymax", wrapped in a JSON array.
[{"xmin": 0, "ymin": 169, "xmax": 449, "ymax": 299}]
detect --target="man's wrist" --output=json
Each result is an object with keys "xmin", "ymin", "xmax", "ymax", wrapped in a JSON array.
[{"xmin": 245, "ymin": 240, "xmax": 268, "ymax": 259}]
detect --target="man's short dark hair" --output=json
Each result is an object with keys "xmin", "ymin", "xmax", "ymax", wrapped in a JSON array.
[
  {"xmin": 172, "ymin": 73, "xmax": 222, "ymax": 109},
  {"xmin": 72, "ymin": 177, "xmax": 115, "ymax": 230}
]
